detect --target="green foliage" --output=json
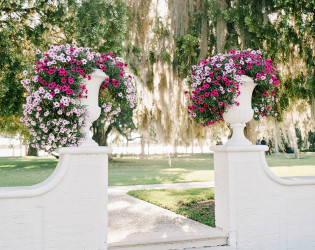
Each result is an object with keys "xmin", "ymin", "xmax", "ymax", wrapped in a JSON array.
[
  {"xmin": 224, "ymin": 0, "xmax": 314, "ymax": 103},
  {"xmin": 149, "ymin": 51, "xmax": 156, "ymax": 64},
  {"xmin": 0, "ymin": 0, "xmax": 132, "ymax": 146},
  {"xmin": 129, "ymin": 62, "xmax": 138, "ymax": 76},
  {"xmin": 307, "ymin": 131, "xmax": 315, "ymax": 152},
  {"xmin": 0, "ymin": 115, "xmax": 28, "ymax": 140},
  {"xmin": 161, "ymin": 50, "xmax": 171, "ymax": 62},
  {"xmin": 174, "ymin": 34, "xmax": 200, "ymax": 78},
  {"xmin": 132, "ymin": 45, "xmax": 141, "ymax": 54},
  {"xmin": 188, "ymin": 13, "xmax": 206, "ymax": 37},
  {"xmin": 72, "ymin": 0, "xmax": 127, "ymax": 54}
]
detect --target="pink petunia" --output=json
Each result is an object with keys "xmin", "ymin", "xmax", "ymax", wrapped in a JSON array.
[
  {"xmin": 66, "ymin": 89, "xmax": 74, "ymax": 95},
  {"xmin": 68, "ymin": 77, "xmax": 74, "ymax": 84}
]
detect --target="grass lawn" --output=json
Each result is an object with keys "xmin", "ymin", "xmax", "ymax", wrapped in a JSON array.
[
  {"xmin": 128, "ymin": 187, "xmax": 215, "ymax": 227},
  {"xmin": 0, "ymin": 153, "xmax": 314, "ymax": 187},
  {"xmin": 0, "ymin": 157, "xmax": 57, "ymax": 187},
  {"xmin": 109, "ymin": 154, "xmax": 213, "ymax": 186}
]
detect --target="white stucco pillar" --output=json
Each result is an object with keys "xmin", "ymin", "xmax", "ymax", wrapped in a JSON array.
[
  {"xmin": 211, "ymin": 144, "xmax": 315, "ymax": 249},
  {"xmin": 211, "ymin": 145, "xmax": 269, "ymax": 247}
]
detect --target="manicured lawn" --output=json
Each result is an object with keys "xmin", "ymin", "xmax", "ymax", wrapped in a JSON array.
[
  {"xmin": 108, "ymin": 154, "xmax": 213, "ymax": 186},
  {"xmin": 265, "ymin": 154, "xmax": 315, "ymax": 177},
  {"xmin": 0, "ymin": 157, "xmax": 57, "ymax": 187},
  {"xmin": 0, "ymin": 153, "xmax": 314, "ymax": 187},
  {"xmin": 128, "ymin": 187, "xmax": 215, "ymax": 227}
]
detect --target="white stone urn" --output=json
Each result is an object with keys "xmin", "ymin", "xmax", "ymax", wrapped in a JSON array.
[
  {"xmin": 223, "ymin": 75, "xmax": 257, "ymax": 145},
  {"xmin": 80, "ymin": 69, "xmax": 107, "ymax": 147}
]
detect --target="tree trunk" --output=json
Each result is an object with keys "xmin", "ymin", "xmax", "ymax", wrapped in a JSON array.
[
  {"xmin": 274, "ymin": 129, "xmax": 279, "ymax": 153},
  {"xmin": 19, "ymin": 136, "xmax": 23, "ymax": 157},
  {"xmin": 140, "ymin": 136, "xmax": 145, "ymax": 159},
  {"xmin": 25, "ymin": 144, "xmax": 28, "ymax": 156},
  {"xmin": 215, "ymin": 0, "xmax": 227, "ymax": 53},
  {"xmin": 173, "ymin": 139, "xmax": 178, "ymax": 157},
  {"xmin": 312, "ymin": 96, "xmax": 315, "ymax": 127},
  {"xmin": 304, "ymin": 120, "xmax": 309, "ymax": 149},
  {"xmin": 245, "ymin": 119, "xmax": 256, "ymax": 144},
  {"xmin": 288, "ymin": 123, "xmax": 299, "ymax": 159},
  {"xmin": 27, "ymin": 146, "xmax": 38, "ymax": 156},
  {"xmin": 272, "ymin": 118, "xmax": 279, "ymax": 153},
  {"xmin": 92, "ymin": 121, "xmax": 113, "ymax": 146}
]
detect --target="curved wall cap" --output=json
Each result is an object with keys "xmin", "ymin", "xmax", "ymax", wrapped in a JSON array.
[
  {"xmin": 260, "ymin": 153, "xmax": 315, "ymax": 186},
  {"xmin": 0, "ymin": 156, "xmax": 70, "ymax": 199},
  {"xmin": 211, "ymin": 145, "xmax": 315, "ymax": 186},
  {"xmin": 0, "ymin": 146, "xmax": 111, "ymax": 199}
]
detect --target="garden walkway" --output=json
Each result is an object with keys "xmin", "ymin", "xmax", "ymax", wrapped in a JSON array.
[{"xmin": 108, "ymin": 181, "xmax": 234, "ymax": 250}]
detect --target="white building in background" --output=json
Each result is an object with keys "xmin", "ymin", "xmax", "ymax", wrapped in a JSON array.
[
  {"xmin": 0, "ymin": 132, "xmax": 214, "ymax": 157},
  {"xmin": 0, "ymin": 136, "xmax": 25, "ymax": 157}
]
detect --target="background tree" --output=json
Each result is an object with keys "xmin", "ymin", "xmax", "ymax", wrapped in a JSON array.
[
  {"xmin": 125, "ymin": 0, "xmax": 314, "ymax": 156},
  {"xmin": 0, "ymin": 0, "xmax": 132, "ymax": 151}
]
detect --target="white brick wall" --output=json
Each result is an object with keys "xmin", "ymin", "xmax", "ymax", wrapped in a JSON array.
[
  {"xmin": 0, "ymin": 146, "xmax": 111, "ymax": 250},
  {"xmin": 212, "ymin": 145, "xmax": 315, "ymax": 250}
]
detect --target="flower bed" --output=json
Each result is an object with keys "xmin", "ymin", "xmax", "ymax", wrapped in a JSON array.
[
  {"xmin": 185, "ymin": 49, "xmax": 279, "ymax": 127},
  {"xmin": 20, "ymin": 42, "xmax": 136, "ymax": 153}
]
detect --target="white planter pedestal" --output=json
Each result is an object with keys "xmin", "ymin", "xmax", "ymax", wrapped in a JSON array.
[
  {"xmin": 80, "ymin": 69, "xmax": 107, "ymax": 147},
  {"xmin": 223, "ymin": 75, "xmax": 256, "ymax": 146}
]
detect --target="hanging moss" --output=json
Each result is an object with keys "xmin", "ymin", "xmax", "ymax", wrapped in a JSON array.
[
  {"xmin": 145, "ymin": 69, "xmax": 154, "ymax": 91},
  {"xmin": 129, "ymin": 62, "xmax": 138, "ymax": 76},
  {"xmin": 153, "ymin": 16, "xmax": 170, "ymax": 39}
]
